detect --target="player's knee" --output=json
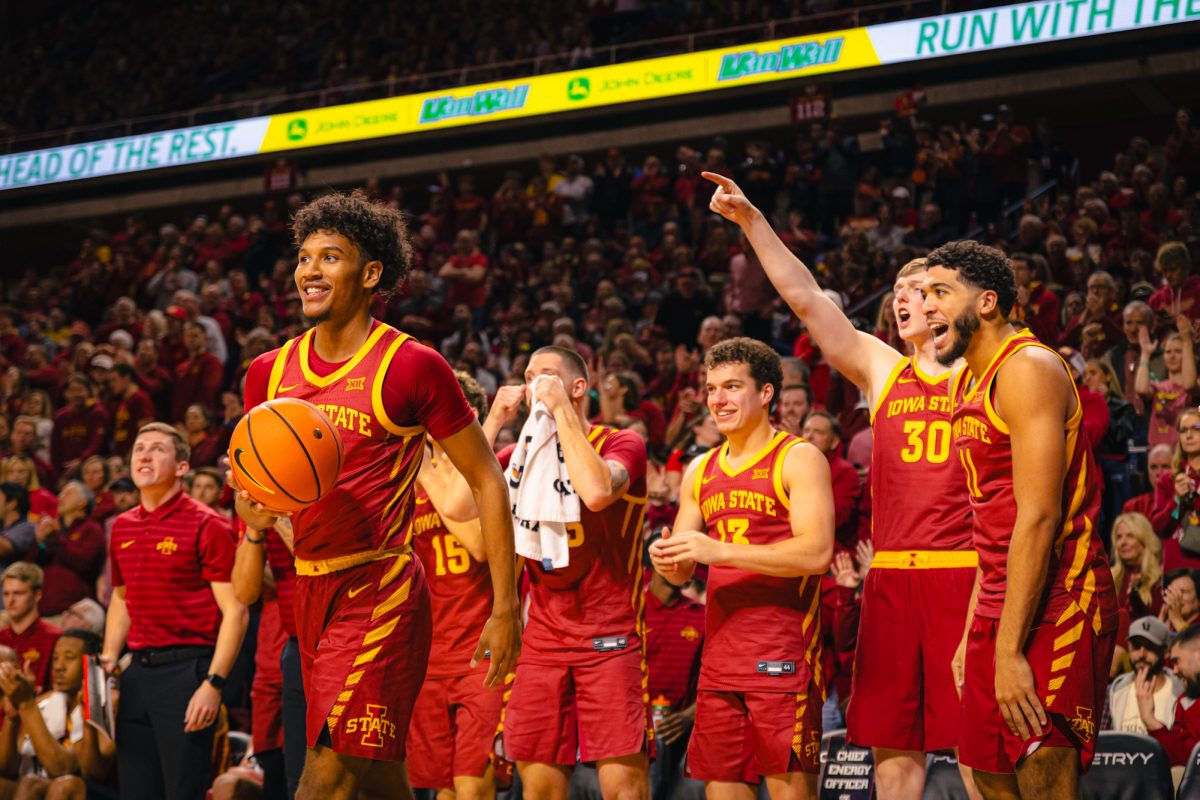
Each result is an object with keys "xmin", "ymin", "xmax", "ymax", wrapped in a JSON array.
[
  {"xmin": 516, "ymin": 764, "xmax": 570, "ymax": 800},
  {"xmin": 453, "ymin": 776, "xmax": 493, "ymax": 800},
  {"xmin": 872, "ymin": 753, "xmax": 925, "ymax": 799},
  {"xmin": 1015, "ymin": 746, "xmax": 1078, "ymax": 796},
  {"xmin": 597, "ymin": 763, "xmax": 649, "ymax": 800},
  {"xmin": 970, "ymin": 769, "xmax": 1020, "ymax": 800},
  {"xmin": 296, "ymin": 747, "xmax": 371, "ymax": 799}
]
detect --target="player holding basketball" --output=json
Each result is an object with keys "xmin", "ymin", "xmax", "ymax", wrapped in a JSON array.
[
  {"xmin": 703, "ymin": 172, "xmax": 978, "ymax": 799},
  {"xmin": 407, "ymin": 372, "xmax": 504, "ymax": 800},
  {"xmin": 482, "ymin": 346, "xmax": 650, "ymax": 800},
  {"xmin": 650, "ymin": 338, "xmax": 834, "ymax": 799},
  {"xmin": 236, "ymin": 191, "xmax": 520, "ymax": 800},
  {"xmin": 921, "ymin": 241, "xmax": 1117, "ymax": 798}
]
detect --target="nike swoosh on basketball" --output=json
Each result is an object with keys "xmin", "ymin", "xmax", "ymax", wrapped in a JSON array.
[
  {"xmin": 120, "ymin": 540, "xmax": 136, "ymax": 549},
  {"xmin": 348, "ymin": 583, "xmax": 371, "ymax": 598},
  {"xmin": 277, "ymin": 384, "xmax": 300, "ymax": 393}
]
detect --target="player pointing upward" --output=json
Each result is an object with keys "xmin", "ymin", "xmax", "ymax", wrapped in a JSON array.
[
  {"xmin": 237, "ymin": 191, "xmax": 519, "ymax": 800},
  {"xmin": 921, "ymin": 241, "xmax": 1117, "ymax": 799},
  {"xmin": 703, "ymin": 172, "xmax": 977, "ymax": 800}
]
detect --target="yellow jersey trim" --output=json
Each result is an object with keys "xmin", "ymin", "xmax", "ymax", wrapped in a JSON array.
[
  {"xmin": 772, "ymin": 437, "xmax": 802, "ymax": 512},
  {"xmin": 298, "ymin": 324, "xmax": 392, "ymax": 388},
  {"xmin": 871, "ymin": 550, "xmax": 979, "ymax": 569},
  {"xmin": 717, "ymin": 429, "xmax": 788, "ymax": 478},
  {"xmin": 294, "ymin": 544, "xmax": 412, "ymax": 576},
  {"xmin": 266, "ymin": 338, "xmax": 296, "ymax": 401},
  {"xmin": 691, "ymin": 449, "xmax": 717, "ymax": 505},
  {"xmin": 870, "ymin": 357, "xmax": 908, "ymax": 424},
  {"xmin": 370, "ymin": 332, "xmax": 426, "ymax": 438}
]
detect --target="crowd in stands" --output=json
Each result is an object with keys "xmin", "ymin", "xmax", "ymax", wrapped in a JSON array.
[
  {"xmin": 0, "ymin": 98, "xmax": 1199, "ymax": 795},
  {"xmin": 4, "ymin": 0, "xmax": 994, "ymax": 145}
]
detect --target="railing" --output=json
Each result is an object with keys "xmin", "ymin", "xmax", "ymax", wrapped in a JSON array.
[{"xmin": 0, "ymin": 0, "xmax": 962, "ymax": 155}]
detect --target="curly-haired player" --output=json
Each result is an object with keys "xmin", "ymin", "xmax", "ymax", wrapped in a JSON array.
[
  {"xmin": 923, "ymin": 241, "xmax": 1118, "ymax": 798},
  {"xmin": 236, "ymin": 190, "xmax": 520, "ymax": 800}
]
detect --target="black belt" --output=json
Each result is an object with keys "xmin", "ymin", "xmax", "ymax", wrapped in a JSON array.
[{"xmin": 132, "ymin": 646, "xmax": 214, "ymax": 667}]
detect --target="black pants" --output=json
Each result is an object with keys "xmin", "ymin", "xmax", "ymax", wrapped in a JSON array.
[
  {"xmin": 281, "ymin": 636, "xmax": 307, "ymax": 799},
  {"xmin": 116, "ymin": 656, "xmax": 215, "ymax": 800}
]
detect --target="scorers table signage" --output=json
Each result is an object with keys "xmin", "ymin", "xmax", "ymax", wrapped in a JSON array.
[{"xmin": 818, "ymin": 733, "xmax": 874, "ymax": 800}]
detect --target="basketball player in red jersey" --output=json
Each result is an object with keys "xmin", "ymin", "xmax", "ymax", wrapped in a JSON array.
[
  {"xmin": 921, "ymin": 241, "xmax": 1118, "ymax": 798},
  {"xmin": 703, "ymin": 172, "xmax": 978, "ymax": 799},
  {"xmin": 651, "ymin": 338, "xmax": 834, "ymax": 799},
  {"xmin": 481, "ymin": 346, "xmax": 650, "ymax": 800},
  {"xmin": 407, "ymin": 372, "xmax": 504, "ymax": 800},
  {"xmin": 235, "ymin": 191, "xmax": 519, "ymax": 800}
]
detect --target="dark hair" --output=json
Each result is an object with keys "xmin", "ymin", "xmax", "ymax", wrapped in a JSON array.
[
  {"xmin": 1176, "ymin": 620, "xmax": 1200, "ymax": 649},
  {"xmin": 192, "ymin": 466, "xmax": 225, "ymax": 489},
  {"xmin": 530, "ymin": 345, "xmax": 590, "ymax": 384},
  {"xmin": 781, "ymin": 383, "xmax": 813, "ymax": 405},
  {"xmin": 292, "ymin": 190, "xmax": 415, "ymax": 298},
  {"xmin": 1166, "ymin": 568, "xmax": 1195, "ymax": 594},
  {"xmin": 61, "ymin": 629, "xmax": 103, "ymax": 655},
  {"xmin": 64, "ymin": 373, "xmax": 94, "ymax": 394},
  {"xmin": 926, "ymin": 241, "xmax": 1017, "ymax": 316},
  {"xmin": 0, "ymin": 482, "xmax": 30, "ymax": 517},
  {"xmin": 804, "ymin": 409, "xmax": 842, "ymax": 439},
  {"xmin": 704, "ymin": 337, "xmax": 783, "ymax": 398},
  {"xmin": 112, "ymin": 363, "xmax": 138, "ymax": 382}
]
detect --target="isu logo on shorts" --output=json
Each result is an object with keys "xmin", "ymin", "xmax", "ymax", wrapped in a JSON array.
[
  {"xmin": 345, "ymin": 704, "xmax": 397, "ymax": 748},
  {"xmin": 680, "ymin": 626, "xmax": 700, "ymax": 641},
  {"xmin": 345, "ymin": 377, "xmax": 366, "ymax": 391},
  {"xmin": 156, "ymin": 537, "xmax": 179, "ymax": 556},
  {"xmin": 1068, "ymin": 706, "xmax": 1096, "ymax": 744},
  {"xmin": 752, "ymin": 468, "xmax": 770, "ymax": 480}
]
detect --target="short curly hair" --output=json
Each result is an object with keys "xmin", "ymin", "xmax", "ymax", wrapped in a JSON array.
[
  {"xmin": 454, "ymin": 370, "xmax": 488, "ymax": 422},
  {"xmin": 704, "ymin": 337, "xmax": 783, "ymax": 398},
  {"xmin": 926, "ymin": 241, "xmax": 1016, "ymax": 316},
  {"xmin": 292, "ymin": 190, "xmax": 414, "ymax": 297}
]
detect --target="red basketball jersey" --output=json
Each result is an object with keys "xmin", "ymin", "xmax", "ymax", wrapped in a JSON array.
[
  {"xmin": 411, "ymin": 488, "xmax": 492, "ymax": 678},
  {"xmin": 691, "ymin": 430, "xmax": 823, "ymax": 694},
  {"xmin": 950, "ymin": 331, "xmax": 1117, "ymax": 632},
  {"xmin": 244, "ymin": 320, "xmax": 474, "ymax": 562},
  {"xmin": 497, "ymin": 425, "xmax": 648, "ymax": 662},
  {"xmin": 869, "ymin": 357, "xmax": 973, "ymax": 551}
]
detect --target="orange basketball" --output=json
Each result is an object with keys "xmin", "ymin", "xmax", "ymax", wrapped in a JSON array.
[{"xmin": 228, "ymin": 398, "xmax": 344, "ymax": 513}]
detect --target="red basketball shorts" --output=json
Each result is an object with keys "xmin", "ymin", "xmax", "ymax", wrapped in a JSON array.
[
  {"xmin": 846, "ymin": 564, "xmax": 975, "ymax": 752},
  {"xmin": 688, "ymin": 686, "xmax": 823, "ymax": 782},
  {"xmin": 407, "ymin": 668, "xmax": 503, "ymax": 788},
  {"xmin": 296, "ymin": 552, "xmax": 431, "ymax": 762},
  {"xmin": 959, "ymin": 609, "xmax": 1115, "ymax": 774},
  {"xmin": 501, "ymin": 648, "xmax": 650, "ymax": 765}
]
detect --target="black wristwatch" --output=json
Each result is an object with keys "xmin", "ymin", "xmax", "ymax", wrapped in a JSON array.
[{"xmin": 206, "ymin": 673, "xmax": 226, "ymax": 690}]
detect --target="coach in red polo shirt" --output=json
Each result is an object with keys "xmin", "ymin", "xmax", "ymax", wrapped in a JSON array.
[
  {"xmin": 0, "ymin": 561, "xmax": 62, "ymax": 691},
  {"xmin": 101, "ymin": 422, "xmax": 246, "ymax": 800}
]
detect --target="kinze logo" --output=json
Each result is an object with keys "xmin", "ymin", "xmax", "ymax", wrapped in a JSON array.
[
  {"xmin": 345, "ymin": 704, "xmax": 397, "ymax": 748},
  {"xmin": 717, "ymin": 38, "xmax": 843, "ymax": 81},
  {"xmin": 419, "ymin": 85, "xmax": 530, "ymax": 124}
]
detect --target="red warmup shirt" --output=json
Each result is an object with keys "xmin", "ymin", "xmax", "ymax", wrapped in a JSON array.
[
  {"xmin": 411, "ymin": 489, "xmax": 492, "ymax": 679},
  {"xmin": 50, "ymin": 402, "xmax": 107, "ymax": 473},
  {"xmin": 827, "ymin": 453, "xmax": 861, "ymax": 552},
  {"xmin": 1149, "ymin": 275, "xmax": 1200, "ymax": 323},
  {"xmin": 644, "ymin": 589, "xmax": 704, "ymax": 711},
  {"xmin": 691, "ymin": 431, "xmax": 823, "ymax": 696},
  {"xmin": 0, "ymin": 618, "xmax": 62, "ymax": 690},
  {"xmin": 110, "ymin": 390, "xmax": 155, "ymax": 458},
  {"xmin": 263, "ymin": 530, "xmax": 297, "ymax": 638},
  {"xmin": 445, "ymin": 252, "xmax": 489, "ymax": 309},
  {"xmin": 497, "ymin": 425, "xmax": 648, "ymax": 663},
  {"xmin": 171, "ymin": 353, "xmax": 223, "ymax": 423},
  {"xmin": 243, "ymin": 321, "xmax": 474, "ymax": 562},
  {"xmin": 109, "ymin": 490, "xmax": 237, "ymax": 650},
  {"xmin": 950, "ymin": 332, "xmax": 1117, "ymax": 631},
  {"xmin": 1149, "ymin": 695, "xmax": 1200, "ymax": 766},
  {"xmin": 36, "ymin": 516, "xmax": 105, "ymax": 616}
]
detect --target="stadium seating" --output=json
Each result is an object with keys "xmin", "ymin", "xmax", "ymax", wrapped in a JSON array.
[{"xmin": 1081, "ymin": 732, "xmax": 1173, "ymax": 800}]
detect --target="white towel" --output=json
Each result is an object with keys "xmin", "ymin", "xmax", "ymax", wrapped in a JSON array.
[{"xmin": 507, "ymin": 377, "xmax": 580, "ymax": 570}]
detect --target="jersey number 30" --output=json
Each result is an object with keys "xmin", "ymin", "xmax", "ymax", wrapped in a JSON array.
[{"xmin": 900, "ymin": 420, "xmax": 951, "ymax": 464}]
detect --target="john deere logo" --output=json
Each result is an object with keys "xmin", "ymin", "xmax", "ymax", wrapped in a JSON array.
[
  {"xmin": 567, "ymin": 77, "xmax": 590, "ymax": 101},
  {"xmin": 287, "ymin": 118, "xmax": 308, "ymax": 141}
]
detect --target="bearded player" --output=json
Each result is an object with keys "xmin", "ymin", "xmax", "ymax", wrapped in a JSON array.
[
  {"xmin": 921, "ymin": 241, "xmax": 1117, "ymax": 798},
  {"xmin": 407, "ymin": 372, "xmax": 504, "ymax": 800},
  {"xmin": 650, "ymin": 338, "xmax": 833, "ymax": 798},
  {"xmin": 704, "ymin": 173, "xmax": 977, "ymax": 799},
  {"xmin": 236, "ymin": 191, "xmax": 520, "ymax": 800}
]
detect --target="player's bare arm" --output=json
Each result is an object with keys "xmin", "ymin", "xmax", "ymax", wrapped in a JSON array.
[
  {"xmin": 100, "ymin": 587, "xmax": 130, "ymax": 676},
  {"xmin": 418, "ymin": 440, "xmax": 481, "ymax": 525},
  {"xmin": 993, "ymin": 348, "xmax": 1073, "ymax": 741},
  {"xmin": 703, "ymin": 171, "xmax": 902, "ymax": 400},
  {"xmin": 657, "ymin": 442, "xmax": 834, "ymax": 577},
  {"xmin": 533, "ymin": 375, "xmax": 630, "ymax": 510},
  {"xmin": 648, "ymin": 457, "xmax": 705, "ymax": 586},
  {"xmin": 436, "ymin": 422, "xmax": 521, "ymax": 687}
]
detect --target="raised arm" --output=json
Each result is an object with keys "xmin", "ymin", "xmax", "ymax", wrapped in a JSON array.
[
  {"xmin": 703, "ymin": 171, "xmax": 902, "ymax": 399},
  {"xmin": 993, "ymin": 349, "xmax": 1073, "ymax": 741},
  {"xmin": 533, "ymin": 377, "xmax": 631, "ymax": 511},
  {"xmin": 1134, "ymin": 325, "xmax": 1157, "ymax": 397}
]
